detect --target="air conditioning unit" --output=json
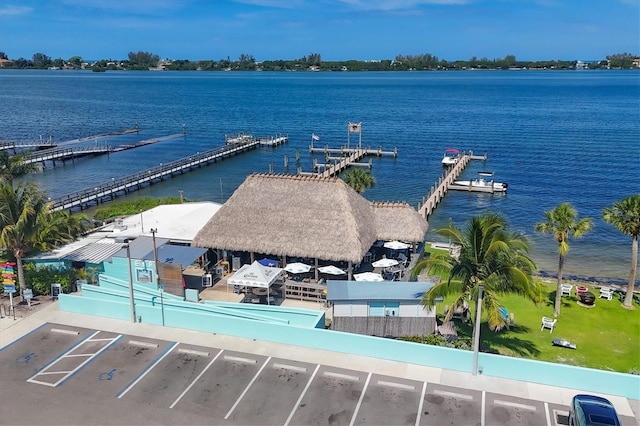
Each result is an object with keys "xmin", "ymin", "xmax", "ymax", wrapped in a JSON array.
[{"xmin": 114, "ymin": 217, "xmax": 127, "ymax": 231}]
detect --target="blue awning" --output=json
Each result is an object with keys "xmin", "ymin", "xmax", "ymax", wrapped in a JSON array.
[{"xmin": 258, "ymin": 258, "xmax": 279, "ymax": 267}]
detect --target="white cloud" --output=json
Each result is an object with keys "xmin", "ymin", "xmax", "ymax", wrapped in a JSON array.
[{"xmin": 0, "ymin": 5, "xmax": 34, "ymax": 16}]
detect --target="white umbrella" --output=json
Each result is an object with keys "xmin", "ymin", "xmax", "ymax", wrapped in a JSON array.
[
  {"xmin": 317, "ymin": 265, "xmax": 346, "ymax": 275},
  {"xmin": 383, "ymin": 240, "xmax": 409, "ymax": 250},
  {"xmin": 284, "ymin": 262, "xmax": 312, "ymax": 274},
  {"xmin": 354, "ymin": 272, "xmax": 384, "ymax": 282},
  {"xmin": 372, "ymin": 258, "xmax": 399, "ymax": 268}
]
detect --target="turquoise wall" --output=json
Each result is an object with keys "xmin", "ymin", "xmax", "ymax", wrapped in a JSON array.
[{"xmin": 58, "ymin": 277, "xmax": 640, "ymax": 400}]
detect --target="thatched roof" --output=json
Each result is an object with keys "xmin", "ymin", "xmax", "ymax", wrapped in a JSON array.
[
  {"xmin": 372, "ymin": 202, "xmax": 428, "ymax": 243},
  {"xmin": 191, "ymin": 174, "xmax": 378, "ymax": 263}
]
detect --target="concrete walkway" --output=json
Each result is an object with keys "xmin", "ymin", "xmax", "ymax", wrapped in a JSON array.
[{"xmin": 1, "ymin": 298, "xmax": 638, "ymax": 425}]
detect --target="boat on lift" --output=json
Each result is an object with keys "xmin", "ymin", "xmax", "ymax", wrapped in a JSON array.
[
  {"xmin": 441, "ymin": 148, "xmax": 460, "ymax": 166},
  {"xmin": 450, "ymin": 171, "xmax": 508, "ymax": 193}
]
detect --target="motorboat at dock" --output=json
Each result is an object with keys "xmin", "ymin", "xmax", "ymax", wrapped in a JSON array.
[
  {"xmin": 441, "ymin": 148, "xmax": 460, "ymax": 166},
  {"xmin": 450, "ymin": 171, "xmax": 508, "ymax": 193}
]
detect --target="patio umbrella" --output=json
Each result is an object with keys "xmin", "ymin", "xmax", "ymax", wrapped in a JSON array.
[
  {"xmin": 383, "ymin": 240, "xmax": 409, "ymax": 250},
  {"xmin": 258, "ymin": 258, "xmax": 279, "ymax": 267},
  {"xmin": 372, "ymin": 258, "xmax": 399, "ymax": 268},
  {"xmin": 317, "ymin": 265, "xmax": 346, "ymax": 275},
  {"xmin": 354, "ymin": 272, "xmax": 384, "ymax": 282},
  {"xmin": 284, "ymin": 262, "xmax": 312, "ymax": 274}
]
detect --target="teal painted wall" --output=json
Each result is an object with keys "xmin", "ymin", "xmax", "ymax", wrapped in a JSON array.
[{"xmin": 58, "ymin": 277, "xmax": 640, "ymax": 400}]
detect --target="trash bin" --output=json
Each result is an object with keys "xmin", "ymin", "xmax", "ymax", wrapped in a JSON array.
[{"xmin": 51, "ymin": 283, "xmax": 62, "ymax": 299}]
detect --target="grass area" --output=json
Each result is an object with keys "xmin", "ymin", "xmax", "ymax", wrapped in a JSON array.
[{"xmin": 440, "ymin": 281, "xmax": 640, "ymax": 374}]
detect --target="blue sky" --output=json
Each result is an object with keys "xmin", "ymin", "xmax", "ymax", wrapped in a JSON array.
[{"xmin": 1, "ymin": 0, "xmax": 638, "ymax": 62}]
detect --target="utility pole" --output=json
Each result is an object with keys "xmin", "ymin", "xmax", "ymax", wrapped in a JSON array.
[{"xmin": 125, "ymin": 244, "xmax": 136, "ymax": 323}]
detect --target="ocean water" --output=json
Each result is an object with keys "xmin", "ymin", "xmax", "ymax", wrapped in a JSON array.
[{"xmin": 1, "ymin": 69, "xmax": 638, "ymax": 283}]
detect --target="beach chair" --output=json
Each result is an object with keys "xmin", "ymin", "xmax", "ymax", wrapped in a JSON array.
[
  {"xmin": 541, "ymin": 316, "xmax": 557, "ymax": 333},
  {"xmin": 599, "ymin": 287, "xmax": 614, "ymax": 301},
  {"xmin": 560, "ymin": 284, "xmax": 573, "ymax": 297}
]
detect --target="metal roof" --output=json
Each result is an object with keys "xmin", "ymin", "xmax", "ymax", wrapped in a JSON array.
[
  {"xmin": 326, "ymin": 280, "xmax": 436, "ymax": 301},
  {"xmin": 60, "ymin": 243, "xmax": 124, "ymax": 264},
  {"xmin": 112, "ymin": 236, "xmax": 207, "ymax": 269}
]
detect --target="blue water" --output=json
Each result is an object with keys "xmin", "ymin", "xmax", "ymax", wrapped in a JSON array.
[{"xmin": 1, "ymin": 69, "xmax": 638, "ymax": 282}]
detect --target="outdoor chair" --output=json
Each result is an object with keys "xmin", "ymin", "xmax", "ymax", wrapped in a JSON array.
[
  {"xmin": 560, "ymin": 284, "xmax": 573, "ymax": 297},
  {"xmin": 541, "ymin": 316, "xmax": 557, "ymax": 333},
  {"xmin": 499, "ymin": 307, "xmax": 515, "ymax": 328},
  {"xmin": 599, "ymin": 287, "xmax": 614, "ymax": 301}
]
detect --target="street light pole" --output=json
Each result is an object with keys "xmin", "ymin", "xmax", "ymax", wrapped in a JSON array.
[
  {"xmin": 151, "ymin": 228, "xmax": 159, "ymax": 285},
  {"xmin": 472, "ymin": 284, "xmax": 484, "ymax": 375},
  {"xmin": 125, "ymin": 244, "xmax": 136, "ymax": 323}
]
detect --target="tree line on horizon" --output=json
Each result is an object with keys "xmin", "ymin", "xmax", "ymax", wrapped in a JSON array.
[{"xmin": 0, "ymin": 51, "xmax": 638, "ymax": 71}]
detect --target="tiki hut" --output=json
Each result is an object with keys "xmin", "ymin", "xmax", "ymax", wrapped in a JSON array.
[
  {"xmin": 371, "ymin": 202, "xmax": 428, "ymax": 243},
  {"xmin": 191, "ymin": 174, "xmax": 378, "ymax": 264}
]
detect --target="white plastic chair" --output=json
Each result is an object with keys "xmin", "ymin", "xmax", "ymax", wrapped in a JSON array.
[
  {"xmin": 541, "ymin": 316, "xmax": 557, "ymax": 333},
  {"xmin": 599, "ymin": 287, "xmax": 613, "ymax": 301},
  {"xmin": 560, "ymin": 284, "xmax": 573, "ymax": 297}
]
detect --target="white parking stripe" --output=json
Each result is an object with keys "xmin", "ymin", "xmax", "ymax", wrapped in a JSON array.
[
  {"xmin": 494, "ymin": 399, "xmax": 537, "ymax": 411},
  {"xmin": 481, "ymin": 391, "xmax": 486, "ymax": 426},
  {"xmin": 415, "ymin": 382, "xmax": 427, "ymax": 426},
  {"xmin": 349, "ymin": 372, "xmax": 371, "ymax": 426},
  {"xmin": 169, "ymin": 349, "xmax": 223, "ymax": 409},
  {"xmin": 284, "ymin": 364, "xmax": 320, "ymax": 426},
  {"xmin": 433, "ymin": 389, "xmax": 474, "ymax": 400},
  {"xmin": 27, "ymin": 332, "xmax": 121, "ymax": 387},
  {"xmin": 224, "ymin": 356, "xmax": 271, "ymax": 420},
  {"xmin": 545, "ymin": 402, "xmax": 551, "ymax": 426},
  {"xmin": 377, "ymin": 380, "xmax": 415, "ymax": 391},
  {"xmin": 323, "ymin": 371, "xmax": 360, "ymax": 381},
  {"xmin": 65, "ymin": 353, "xmax": 97, "ymax": 358},
  {"xmin": 117, "ymin": 342, "xmax": 178, "ymax": 399}
]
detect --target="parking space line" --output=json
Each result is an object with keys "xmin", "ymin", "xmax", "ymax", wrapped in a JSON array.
[
  {"xmin": 65, "ymin": 353, "xmax": 98, "ymax": 358},
  {"xmin": 545, "ymin": 402, "xmax": 551, "ymax": 426},
  {"xmin": 272, "ymin": 363, "xmax": 307, "ymax": 373},
  {"xmin": 169, "ymin": 348, "xmax": 223, "ymax": 409},
  {"xmin": 0, "ymin": 322, "xmax": 49, "ymax": 352},
  {"xmin": 116, "ymin": 341, "xmax": 178, "ymax": 398},
  {"xmin": 27, "ymin": 332, "xmax": 122, "ymax": 387},
  {"xmin": 494, "ymin": 399, "xmax": 537, "ymax": 411},
  {"xmin": 377, "ymin": 380, "xmax": 415, "ymax": 391},
  {"xmin": 88, "ymin": 338, "xmax": 117, "ymax": 342},
  {"xmin": 51, "ymin": 328, "xmax": 80, "ymax": 336},
  {"xmin": 323, "ymin": 371, "xmax": 360, "ymax": 381},
  {"xmin": 415, "ymin": 382, "xmax": 427, "ymax": 426},
  {"xmin": 433, "ymin": 389, "xmax": 474, "ymax": 400},
  {"xmin": 223, "ymin": 355, "xmax": 257, "ymax": 364},
  {"xmin": 224, "ymin": 356, "xmax": 272, "ymax": 420},
  {"xmin": 481, "ymin": 391, "xmax": 486, "ymax": 426},
  {"xmin": 284, "ymin": 364, "xmax": 320, "ymax": 426},
  {"xmin": 349, "ymin": 372, "xmax": 371, "ymax": 426},
  {"xmin": 37, "ymin": 370, "xmax": 74, "ymax": 375}
]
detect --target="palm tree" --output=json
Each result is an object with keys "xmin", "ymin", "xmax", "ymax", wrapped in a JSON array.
[
  {"xmin": 342, "ymin": 168, "xmax": 375, "ymax": 193},
  {"xmin": 602, "ymin": 194, "xmax": 640, "ymax": 309},
  {"xmin": 535, "ymin": 203, "xmax": 593, "ymax": 317},
  {"xmin": 0, "ymin": 151, "xmax": 37, "ymax": 186},
  {"xmin": 412, "ymin": 212, "xmax": 539, "ymax": 336},
  {"xmin": 0, "ymin": 182, "xmax": 86, "ymax": 294}
]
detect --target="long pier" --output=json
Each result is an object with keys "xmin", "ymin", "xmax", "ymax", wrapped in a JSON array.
[
  {"xmin": 418, "ymin": 151, "xmax": 487, "ymax": 218},
  {"xmin": 51, "ymin": 139, "xmax": 259, "ymax": 212}
]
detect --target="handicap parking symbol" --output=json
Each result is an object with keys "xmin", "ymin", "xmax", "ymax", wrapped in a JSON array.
[{"xmin": 98, "ymin": 368, "xmax": 116, "ymax": 381}]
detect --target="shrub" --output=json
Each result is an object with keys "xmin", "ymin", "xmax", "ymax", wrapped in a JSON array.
[{"xmin": 23, "ymin": 264, "xmax": 72, "ymax": 295}]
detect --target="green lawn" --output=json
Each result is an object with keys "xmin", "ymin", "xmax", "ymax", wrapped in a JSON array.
[{"xmin": 440, "ymin": 281, "xmax": 640, "ymax": 373}]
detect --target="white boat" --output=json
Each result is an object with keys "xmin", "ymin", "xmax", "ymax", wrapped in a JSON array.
[
  {"xmin": 451, "ymin": 172, "xmax": 508, "ymax": 193},
  {"xmin": 442, "ymin": 148, "xmax": 460, "ymax": 166}
]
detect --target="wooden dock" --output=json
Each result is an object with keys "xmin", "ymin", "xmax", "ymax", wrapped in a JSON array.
[
  {"xmin": 307, "ymin": 141, "xmax": 397, "ymax": 178},
  {"xmin": 51, "ymin": 139, "xmax": 259, "ymax": 212},
  {"xmin": 418, "ymin": 152, "xmax": 488, "ymax": 218}
]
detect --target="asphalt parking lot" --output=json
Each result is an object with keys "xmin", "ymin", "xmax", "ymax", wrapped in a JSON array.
[{"xmin": 1, "ymin": 322, "xmax": 634, "ymax": 425}]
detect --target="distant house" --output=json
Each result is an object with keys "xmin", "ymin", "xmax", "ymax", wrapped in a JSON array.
[
  {"xmin": 327, "ymin": 280, "xmax": 437, "ymax": 337},
  {"xmin": 0, "ymin": 58, "xmax": 13, "ymax": 67},
  {"xmin": 633, "ymin": 58, "xmax": 640, "ymax": 68}
]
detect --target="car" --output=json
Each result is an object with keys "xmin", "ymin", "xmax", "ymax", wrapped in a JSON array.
[{"xmin": 569, "ymin": 394, "xmax": 621, "ymax": 426}]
